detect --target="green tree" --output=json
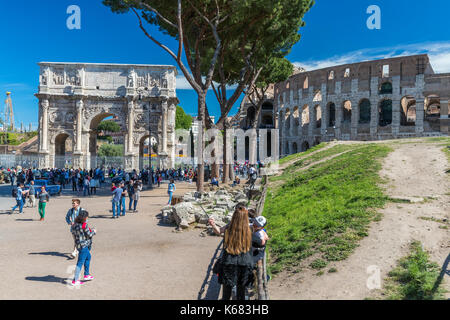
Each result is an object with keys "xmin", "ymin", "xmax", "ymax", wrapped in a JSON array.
[
  {"xmin": 103, "ymin": 0, "xmax": 313, "ymax": 191},
  {"xmin": 98, "ymin": 144, "xmax": 124, "ymax": 157},
  {"xmin": 97, "ymin": 120, "xmax": 121, "ymax": 133},
  {"xmin": 175, "ymin": 105, "xmax": 192, "ymax": 130}
]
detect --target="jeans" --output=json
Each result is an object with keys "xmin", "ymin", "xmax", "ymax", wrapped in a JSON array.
[
  {"xmin": 73, "ymin": 247, "xmax": 91, "ymax": 281},
  {"xmin": 128, "ymin": 195, "xmax": 134, "ymax": 210},
  {"xmin": 120, "ymin": 197, "xmax": 126, "ymax": 216},
  {"xmin": 168, "ymin": 191, "xmax": 173, "ymax": 205},
  {"xmin": 38, "ymin": 202, "xmax": 46, "ymax": 218},
  {"xmin": 12, "ymin": 199, "xmax": 24, "ymax": 213},
  {"xmin": 112, "ymin": 200, "xmax": 120, "ymax": 217},
  {"xmin": 222, "ymin": 284, "xmax": 245, "ymax": 300},
  {"xmin": 83, "ymin": 185, "xmax": 90, "ymax": 196},
  {"xmin": 133, "ymin": 199, "xmax": 138, "ymax": 211}
]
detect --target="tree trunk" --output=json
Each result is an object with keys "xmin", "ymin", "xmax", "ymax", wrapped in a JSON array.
[
  {"xmin": 222, "ymin": 126, "xmax": 230, "ymax": 184},
  {"xmin": 196, "ymin": 93, "xmax": 206, "ymax": 193}
]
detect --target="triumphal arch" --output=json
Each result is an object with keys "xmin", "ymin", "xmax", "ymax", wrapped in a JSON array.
[{"xmin": 36, "ymin": 62, "xmax": 178, "ymax": 170}]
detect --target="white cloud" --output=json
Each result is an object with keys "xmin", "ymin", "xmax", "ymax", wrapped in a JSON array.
[{"xmin": 293, "ymin": 41, "xmax": 450, "ymax": 74}]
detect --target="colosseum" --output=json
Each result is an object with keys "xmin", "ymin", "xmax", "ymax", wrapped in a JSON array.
[{"xmin": 274, "ymin": 54, "xmax": 450, "ymax": 156}]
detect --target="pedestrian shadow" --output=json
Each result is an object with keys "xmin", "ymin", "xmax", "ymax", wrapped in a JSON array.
[
  {"xmin": 15, "ymin": 219, "xmax": 34, "ymax": 222},
  {"xmin": 29, "ymin": 252, "xmax": 73, "ymax": 260},
  {"xmin": 90, "ymin": 215, "xmax": 113, "ymax": 220},
  {"xmin": 25, "ymin": 275, "xmax": 67, "ymax": 284},
  {"xmin": 197, "ymin": 240, "xmax": 223, "ymax": 300},
  {"xmin": 432, "ymin": 253, "xmax": 450, "ymax": 299}
]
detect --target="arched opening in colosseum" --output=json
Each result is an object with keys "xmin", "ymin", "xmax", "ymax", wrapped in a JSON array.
[
  {"xmin": 313, "ymin": 90, "xmax": 322, "ymax": 102},
  {"xmin": 285, "ymin": 108, "xmax": 291, "ymax": 132},
  {"xmin": 327, "ymin": 102, "xmax": 336, "ymax": 127},
  {"xmin": 400, "ymin": 96, "xmax": 416, "ymax": 127},
  {"xmin": 343, "ymin": 101, "xmax": 352, "ymax": 123},
  {"xmin": 380, "ymin": 81, "xmax": 393, "ymax": 94},
  {"xmin": 315, "ymin": 105, "xmax": 322, "ymax": 128},
  {"xmin": 285, "ymin": 141, "xmax": 290, "ymax": 155},
  {"xmin": 359, "ymin": 99, "xmax": 371, "ymax": 124},
  {"xmin": 378, "ymin": 99, "xmax": 393, "ymax": 127},
  {"xmin": 301, "ymin": 141, "xmax": 310, "ymax": 152},
  {"xmin": 293, "ymin": 107, "xmax": 300, "ymax": 134},
  {"xmin": 246, "ymin": 106, "xmax": 256, "ymax": 128},
  {"xmin": 328, "ymin": 70, "xmax": 335, "ymax": 80},
  {"xmin": 301, "ymin": 105, "xmax": 310, "ymax": 135},
  {"xmin": 425, "ymin": 96, "xmax": 441, "ymax": 119},
  {"xmin": 267, "ymin": 131, "xmax": 272, "ymax": 158},
  {"xmin": 292, "ymin": 142, "xmax": 298, "ymax": 154}
]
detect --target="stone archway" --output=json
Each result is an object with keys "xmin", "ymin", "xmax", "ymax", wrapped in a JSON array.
[
  {"xmin": 54, "ymin": 132, "xmax": 73, "ymax": 168},
  {"xmin": 36, "ymin": 62, "xmax": 179, "ymax": 170}
]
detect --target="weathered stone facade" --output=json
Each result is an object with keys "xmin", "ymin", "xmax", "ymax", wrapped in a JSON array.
[
  {"xmin": 36, "ymin": 62, "xmax": 178, "ymax": 170},
  {"xmin": 275, "ymin": 54, "xmax": 450, "ymax": 156}
]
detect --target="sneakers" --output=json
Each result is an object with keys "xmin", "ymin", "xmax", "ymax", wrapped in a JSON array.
[
  {"xmin": 71, "ymin": 280, "xmax": 84, "ymax": 286},
  {"xmin": 83, "ymin": 275, "xmax": 94, "ymax": 281}
]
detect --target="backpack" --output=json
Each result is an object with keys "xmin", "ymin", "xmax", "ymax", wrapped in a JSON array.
[{"xmin": 12, "ymin": 187, "xmax": 18, "ymax": 198}]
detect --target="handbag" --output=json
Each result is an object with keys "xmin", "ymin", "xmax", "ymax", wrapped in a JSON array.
[{"xmin": 212, "ymin": 256, "xmax": 223, "ymax": 275}]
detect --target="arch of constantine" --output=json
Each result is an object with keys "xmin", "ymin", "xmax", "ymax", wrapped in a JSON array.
[
  {"xmin": 36, "ymin": 62, "xmax": 178, "ymax": 170},
  {"xmin": 275, "ymin": 54, "xmax": 450, "ymax": 156}
]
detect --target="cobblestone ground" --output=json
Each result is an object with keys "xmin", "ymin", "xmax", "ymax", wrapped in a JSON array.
[{"xmin": 0, "ymin": 181, "xmax": 222, "ymax": 300}]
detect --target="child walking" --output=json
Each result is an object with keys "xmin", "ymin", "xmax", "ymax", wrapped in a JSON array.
[
  {"xmin": 37, "ymin": 186, "xmax": 50, "ymax": 221},
  {"xmin": 71, "ymin": 210, "xmax": 96, "ymax": 286}
]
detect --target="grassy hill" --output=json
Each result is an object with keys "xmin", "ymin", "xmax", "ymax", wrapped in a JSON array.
[{"xmin": 264, "ymin": 143, "xmax": 393, "ymax": 275}]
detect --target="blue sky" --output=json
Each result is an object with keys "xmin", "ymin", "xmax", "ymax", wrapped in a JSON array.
[{"xmin": 1, "ymin": 0, "xmax": 449, "ymax": 130}]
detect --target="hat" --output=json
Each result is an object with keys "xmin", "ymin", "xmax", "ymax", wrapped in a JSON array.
[{"xmin": 253, "ymin": 216, "xmax": 267, "ymax": 228}]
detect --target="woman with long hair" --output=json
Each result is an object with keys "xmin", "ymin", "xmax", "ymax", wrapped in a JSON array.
[{"xmin": 209, "ymin": 205, "xmax": 254, "ymax": 300}]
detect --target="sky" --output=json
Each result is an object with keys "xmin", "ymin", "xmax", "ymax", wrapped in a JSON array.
[{"xmin": 0, "ymin": 0, "xmax": 449, "ymax": 130}]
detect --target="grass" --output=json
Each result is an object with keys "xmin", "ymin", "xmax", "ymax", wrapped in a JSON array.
[
  {"xmin": 278, "ymin": 143, "xmax": 327, "ymax": 165},
  {"xmin": 264, "ymin": 144, "xmax": 392, "ymax": 274},
  {"xmin": 271, "ymin": 143, "xmax": 365, "ymax": 183},
  {"xmin": 382, "ymin": 241, "xmax": 446, "ymax": 300}
]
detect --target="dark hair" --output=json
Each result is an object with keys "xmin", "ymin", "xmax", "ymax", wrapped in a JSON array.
[
  {"xmin": 248, "ymin": 208, "xmax": 257, "ymax": 219},
  {"xmin": 170, "ymin": 179, "xmax": 174, "ymax": 184},
  {"xmin": 74, "ymin": 210, "xmax": 89, "ymax": 224}
]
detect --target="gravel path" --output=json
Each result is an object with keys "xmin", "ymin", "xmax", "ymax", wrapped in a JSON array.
[{"xmin": 0, "ymin": 182, "xmax": 222, "ymax": 300}]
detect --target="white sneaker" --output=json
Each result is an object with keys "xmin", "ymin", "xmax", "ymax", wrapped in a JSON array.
[{"xmin": 71, "ymin": 280, "xmax": 84, "ymax": 286}]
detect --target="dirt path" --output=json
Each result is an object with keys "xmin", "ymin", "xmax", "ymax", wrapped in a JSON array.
[
  {"xmin": 269, "ymin": 141, "xmax": 450, "ymax": 300},
  {"xmin": 0, "ymin": 182, "xmax": 222, "ymax": 300}
]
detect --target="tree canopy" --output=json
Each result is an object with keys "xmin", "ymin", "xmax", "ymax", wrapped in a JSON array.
[
  {"xmin": 175, "ymin": 105, "xmax": 193, "ymax": 130},
  {"xmin": 98, "ymin": 144, "xmax": 124, "ymax": 157},
  {"xmin": 97, "ymin": 120, "xmax": 121, "ymax": 133}
]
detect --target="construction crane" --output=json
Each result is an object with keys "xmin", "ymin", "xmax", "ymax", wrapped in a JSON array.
[{"xmin": 4, "ymin": 91, "xmax": 14, "ymax": 131}]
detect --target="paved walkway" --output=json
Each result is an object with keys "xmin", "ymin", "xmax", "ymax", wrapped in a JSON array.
[{"xmin": 0, "ymin": 182, "xmax": 222, "ymax": 300}]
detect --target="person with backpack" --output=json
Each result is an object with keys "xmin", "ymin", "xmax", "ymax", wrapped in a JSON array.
[
  {"xmin": 70, "ymin": 210, "xmax": 96, "ymax": 286},
  {"xmin": 111, "ymin": 183, "xmax": 122, "ymax": 219},
  {"xmin": 37, "ymin": 186, "xmax": 50, "ymax": 221},
  {"xmin": 167, "ymin": 179, "xmax": 176, "ymax": 205},
  {"xmin": 26, "ymin": 180, "xmax": 36, "ymax": 208},
  {"xmin": 11, "ymin": 183, "xmax": 28, "ymax": 214},
  {"xmin": 66, "ymin": 199, "xmax": 84, "ymax": 259}
]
